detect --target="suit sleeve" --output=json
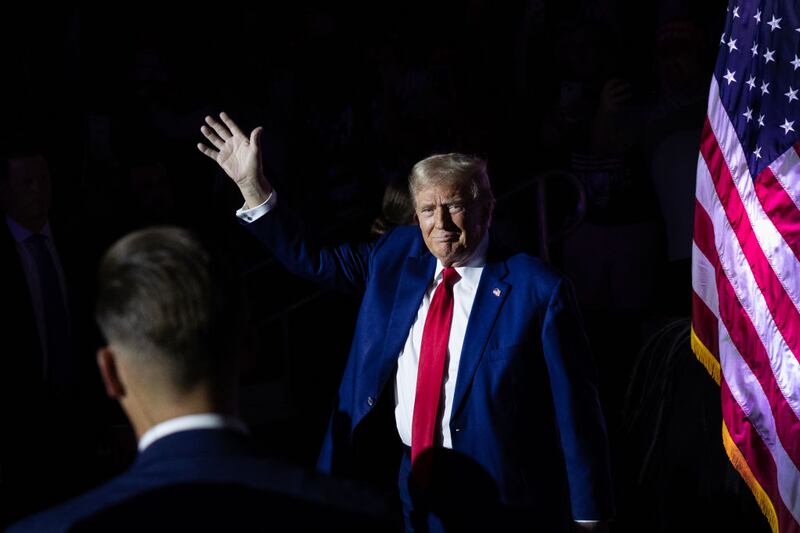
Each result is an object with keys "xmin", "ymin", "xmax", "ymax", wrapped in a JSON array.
[
  {"xmin": 540, "ymin": 278, "xmax": 615, "ymax": 521},
  {"xmin": 244, "ymin": 199, "xmax": 381, "ymax": 297}
]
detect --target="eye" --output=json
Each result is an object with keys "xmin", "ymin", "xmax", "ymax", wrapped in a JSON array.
[{"xmin": 448, "ymin": 204, "xmax": 464, "ymax": 213}]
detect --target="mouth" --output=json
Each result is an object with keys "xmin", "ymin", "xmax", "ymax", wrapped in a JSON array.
[{"xmin": 432, "ymin": 233, "xmax": 460, "ymax": 243}]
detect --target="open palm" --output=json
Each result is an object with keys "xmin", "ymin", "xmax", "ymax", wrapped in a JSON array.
[{"xmin": 197, "ymin": 112, "xmax": 264, "ymax": 188}]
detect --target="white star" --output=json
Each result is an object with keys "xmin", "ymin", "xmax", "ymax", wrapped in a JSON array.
[
  {"xmin": 787, "ymin": 86, "xmax": 799, "ymax": 103},
  {"xmin": 721, "ymin": 32, "xmax": 727, "ymax": 45},
  {"xmin": 761, "ymin": 81, "xmax": 771, "ymax": 95},
  {"xmin": 792, "ymin": 55, "xmax": 800, "ymax": 70},
  {"xmin": 754, "ymin": 146, "xmax": 762, "ymax": 159},
  {"xmin": 764, "ymin": 48, "xmax": 776, "ymax": 63},
  {"xmin": 781, "ymin": 118, "xmax": 795, "ymax": 134},
  {"xmin": 743, "ymin": 107, "xmax": 754, "ymax": 121},
  {"xmin": 746, "ymin": 75, "xmax": 757, "ymax": 90},
  {"xmin": 723, "ymin": 69, "xmax": 737, "ymax": 85},
  {"xmin": 768, "ymin": 15, "xmax": 782, "ymax": 31},
  {"xmin": 754, "ymin": 9, "xmax": 761, "ymax": 23},
  {"xmin": 751, "ymin": 41, "xmax": 759, "ymax": 56},
  {"xmin": 727, "ymin": 38, "xmax": 738, "ymax": 52},
  {"xmin": 733, "ymin": 6, "xmax": 740, "ymax": 18},
  {"xmin": 758, "ymin": 114, "xmax": 765, "ymax": 127}
]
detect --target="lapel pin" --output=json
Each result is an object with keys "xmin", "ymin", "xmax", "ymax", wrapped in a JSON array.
[{"xmin": 493, "ymin": 288, "xmax": 502, "ymax": 297}]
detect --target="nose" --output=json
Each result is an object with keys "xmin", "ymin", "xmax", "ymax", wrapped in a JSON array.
[{"xmin": 433, "ymin": 206, "xmax": 449, "ymax": 229}]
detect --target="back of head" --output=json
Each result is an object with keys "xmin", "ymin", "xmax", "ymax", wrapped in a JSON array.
[
  {"xmin": 371, "ymin": 177, "xmax": 415, "ymax": 236},
  {"xmin": 95, "ymin": 227, "xmax": 240, "ymax": 394}
]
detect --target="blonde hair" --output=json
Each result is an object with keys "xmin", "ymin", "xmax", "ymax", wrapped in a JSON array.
[{"xmin": 408, "ymin": 153, "xmax": 495, "ymax": 208}]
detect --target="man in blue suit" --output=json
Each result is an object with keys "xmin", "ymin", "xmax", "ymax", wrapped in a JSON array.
[
  {"xmin": 9, "ymin": 227, "xmax": 387, "ymax": 532},
  {"xmin": 198, "ymin": 113, "xmax": 614, "ymax": 532}
]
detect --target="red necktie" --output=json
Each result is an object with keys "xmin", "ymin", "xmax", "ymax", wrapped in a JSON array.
[{"xmin": 411, "ymin": 266, "xmax": 461, "ymax": 480}]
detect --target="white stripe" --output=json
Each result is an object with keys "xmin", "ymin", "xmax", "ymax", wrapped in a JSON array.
[
  {"xmin": 691, "ymin": 241, "xmax": 720, "ymax": 320},
  {"xmin": 720, "ymin": 319, "xmax": 800, "ymax": 522},
  {"xmin": 696, "ymin": 152, "xmax": 800, "ymax": 422},
  {"xmin": 707, "ymin": 77, "xmax": 800, "ymax": 316},
  {"xmin": 768, "ymin": 146, "xmax": 800, "ymax": 212}
]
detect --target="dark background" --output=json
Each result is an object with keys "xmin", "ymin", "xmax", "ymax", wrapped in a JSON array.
[{"xmin": 0, "ymin": 1, "xmax": 772, "ymax": 531}]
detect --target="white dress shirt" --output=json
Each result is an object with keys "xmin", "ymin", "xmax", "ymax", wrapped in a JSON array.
[
  {"xmin": 6, "ymin": 215, "xmax": 69, "ymax": 378},
  {"xmin": 138, "ymin": 413, "xmax": 249, "ymax": 452},
  {"xmin": 393, "ymin": 237, "xmax": 487, "ymax": 448}
]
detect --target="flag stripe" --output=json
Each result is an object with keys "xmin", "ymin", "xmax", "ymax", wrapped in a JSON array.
[
  {"xmin": 705, "ymin": 78, "xmax": 800, "ymax": 320},
  {"xmin": 757, "ymin": 162, "xmax": 800, "ymax": 265},
  {"xmin": 695, "ymin": 166, "xmax": 800, "ymax": 421},
  {"xmin": 692, "ymin": 291, "xmax": 720, "ymax": 363},
  {"xmin": 722, "ymin": 420, "xmax": 779, "ymax": 533},
  {"xmin": 694, "ymin": 181, "xmax": 800, "ymax": 472},
  {"xmin": 768, "ymin": 141, "xmax": 800, "ymax": 210},
  {"xmin": 698, "ymin": 127, "xmax": 800, "ymax": 423},
  {"xmin": 701, "ymin": 117, "xmax": 800, "ymax": 368},
  {"xmin": 721, "ymin": 378, "xmax": 798, "ymax": 532}
]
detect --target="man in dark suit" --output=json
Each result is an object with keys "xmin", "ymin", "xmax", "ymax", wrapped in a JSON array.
[
  {"xmin": 198, "ymin": 113, "xmax": 614, "ymax": 531},
  {"xmin": 9, "ymin": 227, "xmax": 387, "ymax": 532},
  {"xmin": 0, "ymin": 152, "xmax": 106, "ymax": 526}
]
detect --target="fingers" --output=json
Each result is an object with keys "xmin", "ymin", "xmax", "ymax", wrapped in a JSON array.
[
  {"xmin": 196, "ymin": 142, "xmax": 219, "ymax": 160},
  {"xmin": 200, "ymin": 124, "xmax": 226, "ymax": 150},
  {"xmin": 219, "ymin": 112, "xmax": 246, "ymax": 138},
  {"xmin": 205, "ymin": 115, "xmax": 233, "ymax": 141},
  {"xmin": 250, "ymin": 126, "xmax": 263, "ymax": 147}
]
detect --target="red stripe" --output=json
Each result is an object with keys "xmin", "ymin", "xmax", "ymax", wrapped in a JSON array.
[
  {"xmin": 721, "ymin": 378, "xmax": 799, "ymax": 532},
  {"xmin": 693, "ymin": 197, "xmax": 718, "ymax": 264},
  {"xmin": 691, "ymin": 291, "xmax": 719, "ymax": 362},
  {"xmin": 755, "ymin": 163, "xmax": 800, "ymax": 265},
  {"xmin": 693, "ymin": 198, "xmax": 800, "ymax": 471},
  {"xmin": 692, "ymin": 196, "xmax": 719, "ymax": 362},
  {"xmin": 700, "ymin": 117, "xmax": 800, "ymax": 365}
]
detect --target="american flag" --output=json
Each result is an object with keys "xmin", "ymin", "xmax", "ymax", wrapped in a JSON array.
[{"xmin": 692, "ymin": 1, "xmax": 800, "ymax": 531}]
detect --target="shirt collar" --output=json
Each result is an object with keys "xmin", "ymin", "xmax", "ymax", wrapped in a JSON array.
[
  {"xmin": 138, "ymin": 413, "xmax": 249, "ymax": 452},
  {"xmin": 433, "ymin": 232, "xmax": 489, "ymax": 290},
  {"xmin": 5, "ymin": 215, "xmax": 52, "ymax": 243}
]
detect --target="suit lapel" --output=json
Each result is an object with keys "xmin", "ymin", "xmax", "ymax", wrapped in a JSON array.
[
  {"xmin": 451, "ymin": 257, "xmax": 509, "ymax": 419},
  {"xmin": 380, "ymin": 253, "xmax": 436, "ymax": 380}
]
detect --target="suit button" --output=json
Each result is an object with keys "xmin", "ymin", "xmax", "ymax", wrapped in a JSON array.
[
  {"xmin": 367, "ymin": 396, "xmax": 375, "ymax": 407},
  {"xmin": 454, "ymin": 427, "xmax": 461, "ymax": 433}
]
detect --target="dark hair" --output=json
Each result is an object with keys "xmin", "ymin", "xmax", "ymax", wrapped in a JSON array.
[
  {"xmin": 371, "ymin": 177, "xmax": 415, "ymax": 236},
  {"xmin": 95, "ymin": 227, "xmax": 241, "ymax": 391},
  {"xmin": 0, "ymin": 147, "xmax": 47, "ymax": 188}
]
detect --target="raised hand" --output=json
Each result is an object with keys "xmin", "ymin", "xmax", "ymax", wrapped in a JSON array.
[{"xmin": 197, "ymin": 112, "xmax": 272, "ymax": 208}]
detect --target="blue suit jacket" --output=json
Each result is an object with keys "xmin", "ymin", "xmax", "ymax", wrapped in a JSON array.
[
  {"xmin": 9, "ymin": 428, "xmax": 388, "ymax": 532},
  {"xmin": 246, "ymin": 203, "xmax": 614, "ymax": 524}
]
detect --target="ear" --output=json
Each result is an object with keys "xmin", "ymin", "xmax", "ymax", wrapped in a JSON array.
[{"xmin": 96, "ymin": 346, "xmax": 126, "ymax": 399}]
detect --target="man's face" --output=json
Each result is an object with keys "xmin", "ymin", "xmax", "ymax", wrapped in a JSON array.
[{"xmin": 414, "ymin": 180, "xmax": 492, "ymax": 267}]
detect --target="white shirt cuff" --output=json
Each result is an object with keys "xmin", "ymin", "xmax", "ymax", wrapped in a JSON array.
[{"xmin": 236, "ymin": 190, "xmax": 277, "ymax": 223}]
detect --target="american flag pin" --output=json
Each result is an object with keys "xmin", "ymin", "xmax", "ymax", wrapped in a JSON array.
[{"xmin": 493, "ymin": 288, "xmax": 501, "ymax": 297}]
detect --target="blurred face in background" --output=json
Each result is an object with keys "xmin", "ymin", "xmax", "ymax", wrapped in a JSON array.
[{"xmin": 0, "ymin": 155, "xmax": 52, "ymax": 231}]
